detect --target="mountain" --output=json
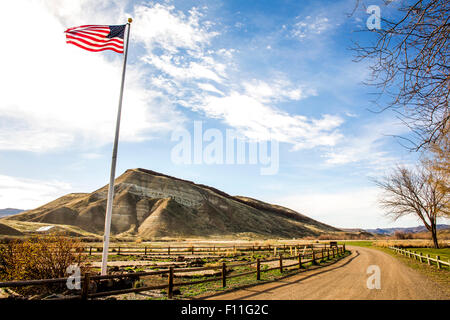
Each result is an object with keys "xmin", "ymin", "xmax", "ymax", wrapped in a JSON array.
[
  {"xmin": 0, "ymin": 208, "xmax": 24, "ymax": 218},
  {"xmin": 3, "ymin": 168, "xmax": 340, "ymax": 239},
  {"xmin": 366, "ymin": 224, "xmax": 450, "ymax": 235}
]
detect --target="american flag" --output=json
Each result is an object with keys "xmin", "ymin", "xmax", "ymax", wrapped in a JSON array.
[{"xmin": 65, "ymin": 25, "xmax": 126, "ymax": 54}]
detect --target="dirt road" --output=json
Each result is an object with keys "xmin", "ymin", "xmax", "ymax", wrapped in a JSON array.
[{"xmin": 205, "ymin": 246, "xmax": 449, "ymax": 300}]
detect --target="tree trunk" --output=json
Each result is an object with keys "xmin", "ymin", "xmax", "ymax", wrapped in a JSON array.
[{"xmin": 431, "ymin": 224, "xmax": 439, "ymax": 249}]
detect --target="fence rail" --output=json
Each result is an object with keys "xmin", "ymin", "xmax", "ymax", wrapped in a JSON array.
[
  {"xmin": 389, "ymin": 246, "xmax": 450, "ymax": 269},
  {"xmin": 80, "ymin": 242, "xmax": 337, "ymax": 256},
  {"xmin": 0, "ymin": 244, "xmax": 347, "ymax": 300}
]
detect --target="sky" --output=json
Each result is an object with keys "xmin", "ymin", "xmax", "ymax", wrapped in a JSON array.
[{"xmin": 0, "ymin": 0, "xmax": 447, "ymax": 229}]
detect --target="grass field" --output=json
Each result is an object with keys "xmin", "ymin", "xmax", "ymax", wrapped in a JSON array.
[{"xmin": 338, "ymin": 240, "xmax": 373, "ymax": 247}]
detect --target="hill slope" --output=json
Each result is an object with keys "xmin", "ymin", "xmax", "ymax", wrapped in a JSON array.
[{"xmin": 4, "ymin": 168, "xmax": 340, "ymax": 239}]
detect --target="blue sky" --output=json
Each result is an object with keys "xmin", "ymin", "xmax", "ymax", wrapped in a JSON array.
[{"xmin": 1, "ymin": 0, "xmax": 446, "ymax": 229}]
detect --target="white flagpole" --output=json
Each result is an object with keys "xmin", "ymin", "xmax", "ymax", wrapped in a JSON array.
[{"xmin": 101, "ymin": 18, "xmax": 132, "ymax": 276}]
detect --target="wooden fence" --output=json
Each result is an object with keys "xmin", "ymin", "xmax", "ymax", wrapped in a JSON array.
[
  {"xmin": 389, "ymin": 246, "xmax": 450, "ymax": 269},
  {"xmin": 0, "ymin": 244, "xmax": 346, "ymax": 300},
  {"xmin": 82, "ymin": 242, "xmax": 337, "ymax": 256}
]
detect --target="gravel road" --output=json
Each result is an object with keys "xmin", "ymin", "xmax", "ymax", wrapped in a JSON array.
[{"xmin": 205, "ymin": 246, "xmax": 449, "ymax": 300}]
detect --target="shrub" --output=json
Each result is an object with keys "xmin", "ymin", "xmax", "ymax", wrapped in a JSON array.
[
  {"xmin": 0, "ymin": 234, "xmax": 88, "ymax": 296},
  {"xmin": 394, "ymin": 231, "xmax": 413, "ymax": 240}
]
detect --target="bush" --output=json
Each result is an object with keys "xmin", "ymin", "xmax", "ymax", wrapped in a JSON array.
[
  {"xmin": 0, "ymin": 234, "xmax": 88, "ymax": 296},
  {"xmin": 394, "ymin": 231, "xmax": 413, "ymax": 240}
]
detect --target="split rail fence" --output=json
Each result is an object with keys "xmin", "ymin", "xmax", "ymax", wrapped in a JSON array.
[
  {"xmin": 0, "ymin": 244, "xmax": 346, "ymax": 300},
  {"xmin": 81, "ymin": 242, "xmax": 339, "ymax": 256},
  {"xmin": 389, "ymin": 246, "xmax": 450, "ymax": 269}
]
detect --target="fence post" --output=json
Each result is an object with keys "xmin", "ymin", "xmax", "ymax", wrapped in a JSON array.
[
  {"xmin": 252, "ymin": 246, "xmax": 255, "ymax": 255},
  {"xmin": 118, "ymin": 247, "xmax": 120, "ymax": 255},
  {"xmin": 327, "ymin": 249, "xmax": 330, "ymax": 260},
  {"xmin": 312, "ymin": 249, "xmax": 316, "ymax": 265},
  {"xmin": 343, "ymin": 243, "xmax": 346, "ymax": 252},
  {"xmin": 89, "ymin": 246, "xmax": 92, "ymax": 256},
  {"xmin": 191, "ymin": 246, "xmax": 194, "ymax": 255},
  {"xmin": 168, "ymin": 246, "xmax": 171, "ymax": 255},
  {"xmin": 279, "ymin": 254, "xmax": 283, "ymax": 273},
  {"xmin": 332, "ymin": 247, "xmax": 335, "ymax": 259},
  {"xmin": 436, "ymin": 256, "xmax": 441, "ymax": 269},
  {"xmin": 298, "ymin": 254, "xmax": 302, "ymax": 269},
  {"xmin": 145, "ymin": 246, "xmax": 147, "ymax": 255},
  {"xmin": 256, "ymin": 259, "xmax": 261, "ymax": 280},
  {"xmin": 419, "ymin": 252, "xmax": 423, "ymax": 263},
  {"xmin": 222, "ymin": 262, "xmax": 227, "ymax": 287},
  {"xmin": 413, "ymin": 251, "xmax": 417, "ymax": 260},
  {"xmin": 81, "ymin": 273, "xmax": 90, "ymax": 300},
  {"xmin": 168, "ymin": 266, "xmax": 174, "ymax": 299},
  {"xmin": 427, "ymin": 254, "xmax": 431, "ymax": 265}
]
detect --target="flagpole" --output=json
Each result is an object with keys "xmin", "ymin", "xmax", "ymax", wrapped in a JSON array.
[{"xmin": 101, "ymin": 18, "xmax": 132, "ymax": 276}]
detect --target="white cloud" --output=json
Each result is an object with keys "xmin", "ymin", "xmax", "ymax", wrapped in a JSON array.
[
  {"xmin": 0, "ymin": 174, "xmax": 72, "ymax": 209},
  {"xmin": 242, "ymin": 79, "xmax": 315, "ymax": 103},
  {"xmin": 134, "ymin": 3, "xmax": 226, "ymax": 87},
  {"xmin": 142, "ymin": 54, "xmax": 225, "ymax": 83},
  {"xmin": 197, "ymin": 83, "xmax": 224, "ymax": 96},
  {"xmin": 323, "ymin": 119, "xmax": 409, "ymax": 169},
  {"xmin": 129, "ymin": 3, "xmax": 342, "ymax": 151},
  {"xmin": 0, "ymin": 1, "xmax": 184, "ymax": 152},
  {"xmin": 133, "ymin": 4, "xmax": 218, "ymax": 54},
  {"xmin": 197, "ymin": 93, "xmax": 343, "ymax": 150},
  {"xmin": 292, "ymin": 16, "xmax": 332, "ymax": 39}
]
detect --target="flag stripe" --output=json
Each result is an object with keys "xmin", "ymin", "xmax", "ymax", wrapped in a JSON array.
[
  {"xmin": 66, "ymin": 40, "xmax": 124, "ymax": 54},
  {"xmin": 66, "ymin": 34, "xmax": 123, "ymax": 48},
  {"xmin": 65, "ymin": 25, "xmax": 110, "ymax": 32},
  {"xmin": 66, "ymin": 38, "xmax": 124, "ymax": 51},
  {"xmin": 65, "ymin": 24, "xmax": 125, "ymax": 54},
  {"xmin": 68, "ymin": 30, "xmax": 110, "ymax": 37},
  {"xmin": 67, "ymin": 31, "xmax": 123, "ymax": 43}
]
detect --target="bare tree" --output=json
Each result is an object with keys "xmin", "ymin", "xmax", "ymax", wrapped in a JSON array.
[
  {"xmin": 374, "ymin": 165, "xmax": 449, "ymax": 248},
  {"xmin": 353, "ymin": 0, "xmax": 449, "ymax": 150},
  {"xmin": 423, "ymin": 122, "xmax": 450, "ymax": 216}
]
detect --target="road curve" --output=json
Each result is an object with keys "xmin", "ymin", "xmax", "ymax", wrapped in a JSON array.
[{"xmin": 204, "ymin": 246, "xmax": 449, "ymax": 300}]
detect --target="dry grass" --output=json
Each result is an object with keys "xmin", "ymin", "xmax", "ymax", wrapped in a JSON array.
[{"xmin": 374, "ymin": 239, "xmax": 450, "ymax": 248}]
